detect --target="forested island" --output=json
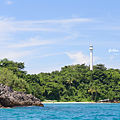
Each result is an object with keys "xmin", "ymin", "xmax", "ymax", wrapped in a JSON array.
[{"xmin": 0, "ymin": 58, "xmax": 120, "ymax": 102}]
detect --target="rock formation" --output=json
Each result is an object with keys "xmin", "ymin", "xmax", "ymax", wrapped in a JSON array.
[{"xmin": 0, "ymin": 84, "xmax": 44, "ymax": 108}]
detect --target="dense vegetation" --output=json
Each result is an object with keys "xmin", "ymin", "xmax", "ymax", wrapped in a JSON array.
[{"xmin": 0, "ymin": 58, "xmax": 120, "ymax": 102}]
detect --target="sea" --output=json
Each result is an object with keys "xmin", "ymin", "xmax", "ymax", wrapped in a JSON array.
[{"xmin": 0, "ymin": 103, "xmax": 120, "ymax": 120}]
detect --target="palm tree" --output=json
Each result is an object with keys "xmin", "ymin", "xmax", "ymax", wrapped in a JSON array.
[
  {"xmin": 88, "ymin": 86, "xmax": 96, "ymax": 100},
  {"xmin": 66, "ymin": 76, "xmax": 73, "ymax": 95}
]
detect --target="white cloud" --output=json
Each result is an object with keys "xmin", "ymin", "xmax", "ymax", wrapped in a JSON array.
[
  {"xmin": 0, "ymin": 16, "xmax": 120, "ymax": 35},
  {"xmin": 66, "ymin": 51, "xmax": 89, "ymax": 64},
  {"xmin": 0, "ymin": 50, "xmax": 31, "ymax": 61},
  {"xmin": 39, "ymin": 52, "xmax": 64, "ymax": 58},
  {"xmin": 110, "ymin": 55, "xmax": 114, "ymax": 60},
  {"xmin": 66, "ymin": 51, "xmax": 97, "ymax": 65},
  {"xmin": 7, "ymin": 36, "xmax": 56, "ymax": 48},
  {"xmin": 15, "ymin": 18, "xmax": 94, "ymax": 24},
  {"xmin": 6, "ymin": 1, "xmax": 12, "ymax": 5},
  {"xmin": 6, "ymin": 35, "xmax": 75, "ymax": 48},
  {"xmin": 0, "ymin": 17, "xmax": 94, "ymax": 33}
]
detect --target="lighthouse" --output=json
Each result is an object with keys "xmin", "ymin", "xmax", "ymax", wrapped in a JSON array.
[{"xmin": 89, "ymin": 45, "xmax": 93, "ymax": 70}]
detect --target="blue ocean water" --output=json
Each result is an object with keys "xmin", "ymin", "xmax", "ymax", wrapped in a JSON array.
[{"xmin": 0, "ymin": 103, "xmax": 120, "ymax": 120}]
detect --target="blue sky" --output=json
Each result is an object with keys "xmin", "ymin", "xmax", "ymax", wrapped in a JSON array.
[{"xmin": 0, "ymin": 0, "xmax": 120, "ymax": 74}]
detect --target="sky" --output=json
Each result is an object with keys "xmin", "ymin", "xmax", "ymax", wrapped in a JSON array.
[{"xmin": 0, "ymin": 0, "xmax": 120, "ymax": 74}]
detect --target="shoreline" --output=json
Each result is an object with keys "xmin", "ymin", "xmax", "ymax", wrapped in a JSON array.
[
  {"xmin": 41, "ymin": 102, "xmax": 120, "ymax": 104},
  {"xmin": 42, "ymin": 101, "xmax": 120, "ymax": 104},
  {"xmin": 41, "ymin": 102, "xmax": 96, "ymax": 104}
]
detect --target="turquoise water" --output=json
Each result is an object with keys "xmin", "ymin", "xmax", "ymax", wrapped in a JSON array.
[{"xmin": 0, "ymin": 103, "xmax": 120, "ymax": 120}]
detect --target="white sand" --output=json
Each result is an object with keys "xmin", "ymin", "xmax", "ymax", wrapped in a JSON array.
[{"xmin": 42, "ymin": 102, "xmax": 96, "ymax": 104}]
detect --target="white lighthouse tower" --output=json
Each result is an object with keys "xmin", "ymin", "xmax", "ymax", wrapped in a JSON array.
[{"xmin": 89, "ymin": 45, "xmax": 93, "ymax": 70}]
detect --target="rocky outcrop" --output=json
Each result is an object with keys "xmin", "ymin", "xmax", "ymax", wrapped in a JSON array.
[
  {"xmin": 97, "ymin": 99, "xmax": 120, "ymax": 103},
  {"xmin": 0, "ymin": 84, "xmax": 44, "ymax": 108}
]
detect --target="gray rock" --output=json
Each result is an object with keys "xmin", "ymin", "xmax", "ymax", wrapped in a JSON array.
[{"xmin": 0, "ymin": 84, "xmax": 44, "ymax": 107}]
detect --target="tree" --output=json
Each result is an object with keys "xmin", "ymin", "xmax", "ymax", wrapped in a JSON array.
[
  {"xmin": 0, "ymin": 67, "xmax": 31, "ymax": 93},
  {"xmin": 0, "ymin": 58, "xmax": 26, "ymax": 78}
]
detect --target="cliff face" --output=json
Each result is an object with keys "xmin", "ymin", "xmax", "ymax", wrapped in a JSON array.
[{"xmin": 0, "ymin": 84, "xmax": 44, "ymax": 108}]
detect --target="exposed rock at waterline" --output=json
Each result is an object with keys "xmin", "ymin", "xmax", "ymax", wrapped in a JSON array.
[{"xmin": 0, "ymin": 84, "xmax": 44, "ymax": 107}]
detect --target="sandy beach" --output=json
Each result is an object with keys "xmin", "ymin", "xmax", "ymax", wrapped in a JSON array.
[{"xmin": 42, "ymin": 102, "xmax": 96, "ymax": 104}]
